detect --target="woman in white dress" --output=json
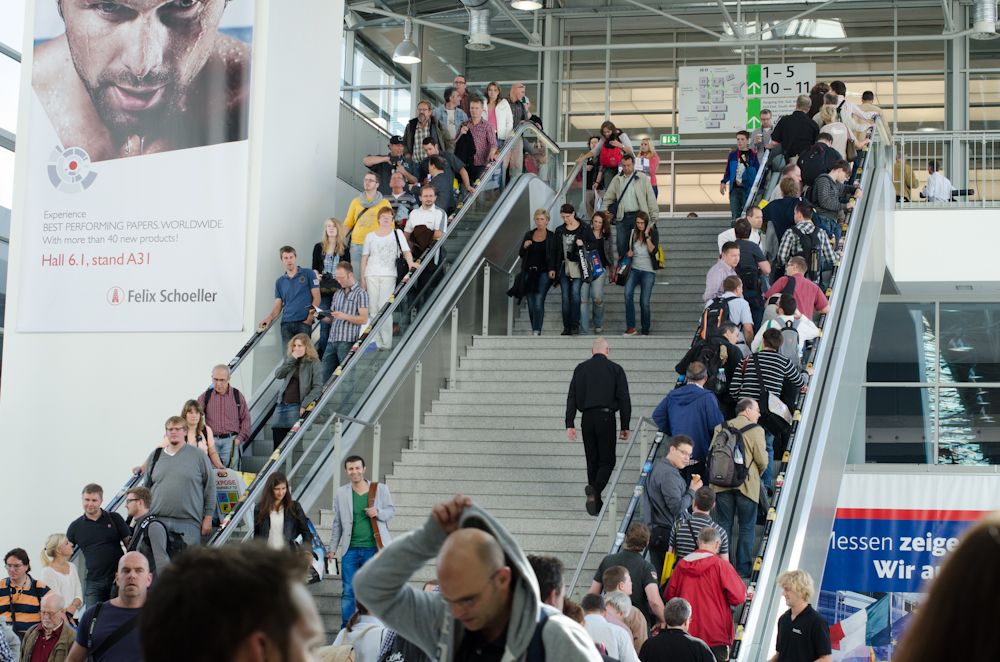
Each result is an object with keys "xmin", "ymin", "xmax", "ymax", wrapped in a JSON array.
[{"xmin": 360, "ymin": 207, "xmax": 416, "ymax": 351}]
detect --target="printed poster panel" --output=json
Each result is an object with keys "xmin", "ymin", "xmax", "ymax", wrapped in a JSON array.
[
  {"xmin": 819, "ymin": 472, "xmax": 997, "ymax": 661},
  {"xmin": 678, "ymin": 65, "xmax": 747, "ymax": 135},
  {"xmin": 17, "ymin": 1, "xmax": 254, "ymax": 332}
]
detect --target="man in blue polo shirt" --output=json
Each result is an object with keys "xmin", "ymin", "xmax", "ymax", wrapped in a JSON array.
[{"xmin": 260, "ymin": 246, "xmax": 320, "ymax": 356}]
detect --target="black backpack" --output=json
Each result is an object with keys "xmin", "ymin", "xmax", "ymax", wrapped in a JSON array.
[
  {"xmin": 790, "ymin": 225, "xmax": 822, "ymax": 282},
  {"xmin": 697, "ymin": 342, "xmax": 731, "ymax": 397},
  {"xmin": 130, "ymin": 515, "xmax": 188, "ymax": 571},
  {"xmin": 736, "ymin": 261, "xmax": 761, "ymax": 305},
  {"xmin": 696, "ymin": 296, "xmax": 733, "ymax": 342},
  {"xmin": 708, "ymin": 422, "xmax": 760, "ymax": 488},
  {"xmin": 799, "ymin": 144, "xmax": 835, "ymax": 186}
]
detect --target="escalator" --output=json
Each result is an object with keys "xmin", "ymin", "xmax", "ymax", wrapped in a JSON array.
[
  {"xmin": 568, "ymin": 121, "xmax": 894, "ymax": 661},
  {"xmin": 205, "ymin": 123, "xmax": 568, "ymax": 546}
]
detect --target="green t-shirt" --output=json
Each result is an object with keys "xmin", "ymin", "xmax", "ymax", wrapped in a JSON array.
[{"xmin": 350, "ymin": 487, "xmax": 377, "ymax": 548}]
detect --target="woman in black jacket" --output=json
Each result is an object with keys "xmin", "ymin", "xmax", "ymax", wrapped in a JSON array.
[
  {"xmin": 312, "ymin": 217, "xmax": 351, "ymax": 361},
  {"xmin": 550, "ymin": 203, "xmax": 596, "ymax": 335},
  {"xmin": 580, "ymin": 211, "xmax": 613, "ymax": 335},
  {"xmin": 622, "ymin": 211, "xmax": 660, "ymax": 336},
  {"xmin": 253, "ymin": 472, "xmax": 311, "ymax": 550},
  {"xmin": 519, "ymin": 208, "xmax": 557, "ymax": 335}
]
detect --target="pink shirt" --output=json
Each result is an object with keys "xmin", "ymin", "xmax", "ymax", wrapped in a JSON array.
[{"xmin": 487, "ymin": 108, "xmax": 498, "ymax": 132}]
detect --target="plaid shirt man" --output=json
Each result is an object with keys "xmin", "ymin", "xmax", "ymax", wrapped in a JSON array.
[
  {"xmin": 467, "ymin": 118, "xmax": 498, "ymax": 166},
  {"xmin": 412, "ymin": 121, "xmax": 432, "ymax": 158},
  {"xmin": 329, "ymin": 282, "xmax": 370, "ymax": 343},
  {"xmin": 777, "ymin": 220, "xmax": 837, "ymax": 269}
]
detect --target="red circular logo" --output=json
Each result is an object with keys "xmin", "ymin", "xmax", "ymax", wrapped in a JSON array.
[
  {"xmin": 107, "ymin": 287, "xmax": 124, "ymax": 305},
  {"xmin": 69, "ymin": 161, "xmax": 78, "ymax": 170}
]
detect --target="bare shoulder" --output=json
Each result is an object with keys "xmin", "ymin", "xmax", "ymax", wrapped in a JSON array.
[
  {"xmin": 214, "ymin": 32, "xmax": 251, "ymax": 81},
  {"xmin": 32, "ymin": 35, "xmax": 73, "ymax": 98}
]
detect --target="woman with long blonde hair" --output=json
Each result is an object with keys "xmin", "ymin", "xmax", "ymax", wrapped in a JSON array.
[
  {"xmin": 272, "ymin": 334, "xmax": 324, "ymax": 449},
  {"xmin": 38, "ymin": 534, "xmax": 82, "ymax": 621},
  {"xmin": 638, "ymin": 138, "xmax": 660, "ymax": 198},
  {"xmin": 312, "ymin": 217, "xmax": 351, "ymax": 360}
]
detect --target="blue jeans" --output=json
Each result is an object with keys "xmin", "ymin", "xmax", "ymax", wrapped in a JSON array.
[
  {"xmin": 729, "ymin": 185, "xmax": 749, "ymax": 220},
  {"xmin": 748, "ymin": 294, "xmax": 764, "ymax": 329},
  {"xmin": 559, "ymin": 274, "xmax": 583, "ymax": 330},
  {"xmin": 84, "ymin": 575, "xmax": 114, "ymax": 609},
  {"xmin": 322, "ymin": 340, "xmax": 356, "ymax": 384},
  {"xmin": 526, "ymin": 272, "xmax": 551, "ymax": 333},
  {"xmin": 215, "ymin": 435, "xmax": 240, "ymax": 469},
  {"xmin": 762, "ymin": 429, "xmax": 775, "ymax": 487},
  {"xmin": 341, "ymin": 546, "xmax": 378, "ymax": 627},
  {"xmin": 715, "ymin": 490, "xmax": 758, "ymax": 576},
  {"xmin": 317, "ymin": 294, "xmax": 333, "ymax": 359},
  {"xmin": 624, "ymin": 269, "xmax": 655, "ymax": 334},
  {"xmin": 280, "ymin": 321, "xmax": 311, "ymax": 357},
  {"xmin": 615, "ymin": 213, "xmax": 636, "ymax": 262},
  {"xmin": 350, "ymin": 244, "xmax": 364, "ymax": 271},
  {"xmin": 580, "ymin": 276, "xmax": 606, "ymax": 334}
]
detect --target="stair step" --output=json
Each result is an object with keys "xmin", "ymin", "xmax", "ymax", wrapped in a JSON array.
[
  {"xmin": 397, "ymin": 449, "xmax": 642, "ymax": 468},
  {"xmin": 434, "ymin": 391, "xmax": 664, "ymax": 406}
]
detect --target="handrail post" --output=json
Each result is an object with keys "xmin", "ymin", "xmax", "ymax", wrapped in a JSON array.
[
  {"xmin": 482, "ymin": 264, "xmax": 491, "ymax": 336},
  {"xmin": 412, "ymin": 362, "xmax": 422, "ymax": 450},
  {"xmin": 372, "ymin": 422, "xmax": 381, "ymax": 483},
  {"xmin": 608, "ymin": 493, "xmax": 618, "ymax": 549},
  {"xmin": 332, "ymin": 418, "xmax": 343, "ymax": 510},
  {"xmin": 449, "ymin": 307, "xmax": 459, "ymax": 389},
  {"xmin": 641, "ymin": 427, "xmax": 648, "ymax": 464}
]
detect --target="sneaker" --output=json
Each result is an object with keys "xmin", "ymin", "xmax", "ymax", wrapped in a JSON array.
[
  {"xmin": 623, "ymin": 328, "xmax": 637, "ymax": 336},
  {"xmin": 532, "ymin": 331, "xmax": 541, "ymax": 336},
  {"xmin": 595, "ymin": 326, "xmax": 603, "ymax": 333},
  {"xmin": 561, "ymin": 328, "xmax": 572, "ymax": 336}
]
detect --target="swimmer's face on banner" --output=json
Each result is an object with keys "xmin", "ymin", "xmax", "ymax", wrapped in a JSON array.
[{"xmin": 59, "ymin": 0, "xmax": 228, "ymax": 135}]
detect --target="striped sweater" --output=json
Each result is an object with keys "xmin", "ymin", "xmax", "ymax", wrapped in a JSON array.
[{"xmin": 730, "ymin": 350, "xmax": 807, "ymax": 401}]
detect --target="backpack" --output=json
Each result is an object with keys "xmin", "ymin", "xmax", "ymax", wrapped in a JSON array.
[
  {"xmin": 708, "ymin": 422, "xmax": 759, "ymax": 488},
  {"xmin": 130, "ymin": 515, "xmax": 188, "ymax": 570},
  {"xmin": 798, "ymin": 144, "xmax": 835, "ymax": 186},
  {"xmin": 696, "ymin": 296, "xmax": 733, "ymax": 342},
  {"xmin": 697, "ymin": 342, "xmax": 730, "ymax": 397},
  {"xmin": 735, "ymin": 260, "xmax": 761, "ymax": 305},
  {"xmin": 789, "ymin": 226, "xmax": 821, "ymax": 282},
  {"xmin": 777, "ymin": 319, "xmax": 802, "ymax": 365},
  {"xmin": 318, "ymin": 626, "xmax": 380, "ymax": 662},
  {"xmin": 600, "ymin": 133, "xmax": 624, "ymax": 168}
]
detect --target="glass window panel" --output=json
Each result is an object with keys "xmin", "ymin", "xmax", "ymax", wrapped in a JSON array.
[
  {"xmin": 939, "ymin": 304, "xmax": 1000, "ymax": 384},
  {"xmin": 0, "ymin": 55, "xmax": 19, "ymax": 135},
  {"xmin": 0, "ymin": 0, "xmax": 27, "ymax": 54},
  {"xmin": 865, "ymin": 386, "xmax": 935, "ymax": 464},
  {"xmin": 0, "ymin": 147, "xmax": 13, "ymax": 210},
  {"xmin": 938, "ymin": 387, "xmax": 1000, "ymax": 465},
  {"xmin": 866, "ymin": 302, "xmax": 936, "ymax": 382}
]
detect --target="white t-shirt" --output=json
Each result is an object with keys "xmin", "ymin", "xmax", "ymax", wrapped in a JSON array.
[
  {"xmin": 704, "ymin": 291, "xmax": 753, "ymax": 332},
  {"xmin": 923, "ymin": 171, "xmax": 953, "ymax": 202},
  {"xmin": 751, "ymin": 314, "xmax": 820, "ymax": 353},
  {"xmin": 717, "ymin": 227, "xmax": 761, "ymax": 253},
  {"xmin": 362, "ymin": 229, "xmax": 407, "ymax": 278},
  {"xmin": 404, "ymin": 206, "xmax": 447, "ymax": 234},
  {"xmin": 268, "ymin": 509, "xmax": 285, "ymax": 550}
]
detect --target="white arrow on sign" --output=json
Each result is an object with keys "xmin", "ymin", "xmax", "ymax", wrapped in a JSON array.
[
  {"xmin": 748, "ymin": 81, "xmax": 761, "ymax": 95},
  {"xmin": 748, "ymin": 116, "xmax": 761, "ymax": 129}
]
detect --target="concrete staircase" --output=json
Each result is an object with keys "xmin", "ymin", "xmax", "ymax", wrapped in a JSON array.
[{"xmin": 304, "ymin": 216, "xmax": 733, "ymax": 639}]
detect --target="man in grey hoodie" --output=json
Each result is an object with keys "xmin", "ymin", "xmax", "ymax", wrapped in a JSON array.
[{"xmin": 354, "ymin": 495, "xmax": 603, "ymax": 662}]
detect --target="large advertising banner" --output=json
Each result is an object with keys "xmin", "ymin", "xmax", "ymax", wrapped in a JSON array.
[
  {"xmin": 819, "ymin": 472, "xmax": 998, "ymax": 661},
  {"xmin": 17, "ymin": 1, "xmax": 254, "ymax": 332}
]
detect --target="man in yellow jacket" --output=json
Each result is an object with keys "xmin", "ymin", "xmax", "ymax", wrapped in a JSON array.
[{"xmin": 345, "ymin": 172, "xmax": 393, "ymax": 267}]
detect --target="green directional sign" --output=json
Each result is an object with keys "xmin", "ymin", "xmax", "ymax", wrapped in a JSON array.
[
  {"xmin": 747, "ymin": 98, "xmax": 762, "ymax": 129},
  {"xmin": 747, "ymin": 65, "xmax": 762, "ymax": 96},
  {"xmin": 660, "ymin": 134, "xmax": 680, "ymax": 146}
]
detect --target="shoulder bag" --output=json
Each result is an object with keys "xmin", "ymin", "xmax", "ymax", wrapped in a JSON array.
[{"xmin": 368, "ymin": 482, "xmax": 385, "ymax": 551}]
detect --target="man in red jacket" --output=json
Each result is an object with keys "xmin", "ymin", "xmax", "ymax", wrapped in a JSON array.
[{"xmin": 664, "ymin": 527, "xmax": 747, "ymax": 662}]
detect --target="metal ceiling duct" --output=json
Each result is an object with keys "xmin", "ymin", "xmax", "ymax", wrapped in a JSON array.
[
  {"xmin": 971, "ymin": 0, "xmax": 999, "ymax": 39},
  {"xmin": 461, "ymin": 0, "xmax": 495, "ymax": 51}
]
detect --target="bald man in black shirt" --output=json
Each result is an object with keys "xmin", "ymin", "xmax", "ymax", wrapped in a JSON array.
[{"xmin": 567, "ymin": 337, "xmax": 632, "ymax": 516}]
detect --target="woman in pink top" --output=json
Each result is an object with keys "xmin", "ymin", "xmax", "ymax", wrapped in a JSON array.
[{"xmin": 638, "ymin": 138, "xmax": 660, "ymax": 198}]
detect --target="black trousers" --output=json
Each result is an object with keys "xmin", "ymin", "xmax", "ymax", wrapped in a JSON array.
[{"xmin": 582, "ymin": 409, "xmax": 617, "ymax": 499}]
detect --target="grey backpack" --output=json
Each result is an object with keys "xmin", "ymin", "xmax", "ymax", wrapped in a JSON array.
[
  {"xmin": 708, "ymin": 423, "xmax": 759, "ymax": 488},
  {"xmin": 778, "ymin": 319, "xmax": 801, "ymax": 365}
]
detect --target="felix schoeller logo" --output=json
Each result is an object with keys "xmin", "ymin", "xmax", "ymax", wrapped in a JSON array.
[
  {"xmin": 48, "ymin": 145, "xmax": 98, "ymax": 193},
  {"xmin": 108, "ymin": 287, "xmax": 219, "ymax": 305}
]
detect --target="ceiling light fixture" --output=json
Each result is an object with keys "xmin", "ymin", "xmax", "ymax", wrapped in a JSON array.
[
  {"xmin": 393, "ymin": 16, "xmax": 421, "ymax": 64},
  {"xmin": 510, "ymin": 0, "xmax": 543, "ymax": 10}
]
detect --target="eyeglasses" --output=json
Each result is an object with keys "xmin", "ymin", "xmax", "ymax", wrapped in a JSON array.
[
  {"xmin": 165, "ymin": 427, "xmax": 185, "ymax": 432},
  {"xmin": 5, "ymin": 563, "xmax": 24, "ymax": 570},
  {"xmin": 126, "ymin": 498, "xmax": 141, "ymax": 504},
  {"xmin": 40, "ymin": 610, "xmax": 61, "ymax": 617},
  {"xmin": 441, "ymin": 569, "xmax": 502, "ymax": 609}
]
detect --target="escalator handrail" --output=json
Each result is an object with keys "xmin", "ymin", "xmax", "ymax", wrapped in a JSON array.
[
  {"xmin": 741, "ymin": 148, "xmax": 771, "ymax": 217},
  {"xmin": 732, "ymin": 120, "xmax": 885, "ymax": 660},
  {"xmin": 207, "ymin": 123, "xmax": 562, "ymax": 547}
]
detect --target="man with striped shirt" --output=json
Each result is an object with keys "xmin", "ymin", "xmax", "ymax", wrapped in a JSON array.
[
  {"xmin": 668, "ymin": 487, "xmax": 730, "ymax": 562},
  {"xmin": 1, "ymin": 549, "xmax": 50, "ymax": 640},
  {"xmin": 198, "ymin": 365, "xmax": 251, "ymax": 469},
  {"xmin": 319, "ymin": 262, "xmax": 370, "ymax": 383},
  {"xmin": 730, "ymin": 328, "xmax": 811, "ymax": 486}
]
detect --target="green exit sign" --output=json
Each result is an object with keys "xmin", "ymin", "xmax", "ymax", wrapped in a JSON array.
[{"xmin": 660, "ymin": 134, "xmax": 679, "ymax": 146}]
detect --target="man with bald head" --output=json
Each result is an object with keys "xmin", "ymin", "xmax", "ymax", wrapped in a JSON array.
[
  {"xmin": 19, "ymin": 593, "xmax": 75, "ymax": 662},
  {"xmin": 65, "ymin": 553, "xmax": 150, "ymax": 662},
  {"xmin": 567, "ymin": 338, "xmax": 632, "ymax": 516},
  {"xmin": 354, "ymin": 494, "xmax": 602, "ymax": 662}
]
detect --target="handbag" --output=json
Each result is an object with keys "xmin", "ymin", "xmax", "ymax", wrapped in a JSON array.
[
  {"xmin": 577, "ymin": 245, "xmax": 593, "ymax": 283},
  {"xmin": 660, "ymin": 551, "xmax": 678, "ymax": 586},
  {"xmin": 319, "ymin": 272, "xmax": 340, "ymax": 295},
  {"xmin": 613, "ymin": 255, "xmax": 632, "ymax": 286},
  {"xmin": 606, "ymin": 172, "xmax": 635, "ymax": 219},
  {"xmin": 392, "ymin": 230, "xmax": 409, "ymax": 285},
  {"xmin": 586, "ymin": 249, "xmax": 605, "ymax": 278}
]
